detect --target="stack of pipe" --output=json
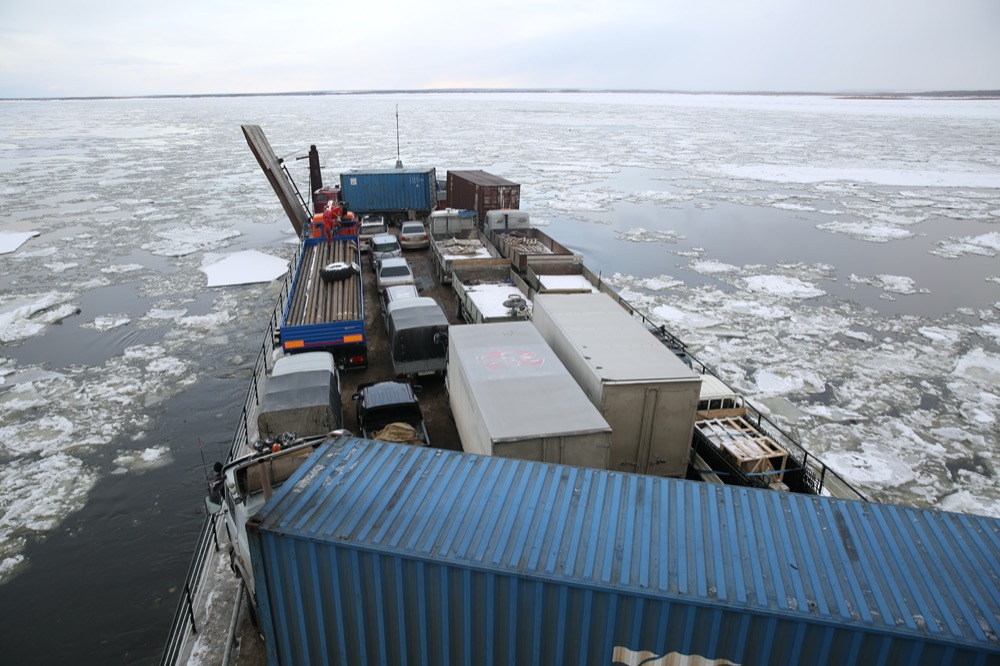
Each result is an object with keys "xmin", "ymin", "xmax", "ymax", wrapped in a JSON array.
[{"xmin": 286, "ymin": 241, "xmax": 361, "ymax": 326}]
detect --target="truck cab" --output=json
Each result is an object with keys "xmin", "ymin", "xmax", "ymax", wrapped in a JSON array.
[
  {"xmin": 696, "ymin": 373, "xmax": 746, "ymax": 420},
  {"xmin": 207, "ymin": 435, "xmax": 332, "ymax": 623}
]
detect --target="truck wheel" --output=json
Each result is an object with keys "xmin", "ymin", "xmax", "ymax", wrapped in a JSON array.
[{"xmin": 242, "ymin": 578, "xmax": 260, "ymax": 629}]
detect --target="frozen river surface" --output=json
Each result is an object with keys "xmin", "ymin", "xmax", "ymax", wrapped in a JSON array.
[{"xmin": 1, "ymin": 92, "xmax": 999, "ymax": 664}]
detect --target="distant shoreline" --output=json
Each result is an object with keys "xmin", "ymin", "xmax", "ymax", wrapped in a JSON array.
[{"xmin": 3, "ymin": 88, "xmax": 1000, "ymax": 102}]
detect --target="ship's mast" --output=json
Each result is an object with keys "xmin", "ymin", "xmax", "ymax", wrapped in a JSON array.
[{"xmin": 395, "ymin": 104, "xmax": 403, "ymax": 169}]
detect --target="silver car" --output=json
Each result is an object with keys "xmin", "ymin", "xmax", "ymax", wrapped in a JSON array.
[
  {"xmin": 375, "ymin": 257, "xmax": 415, "ymax": 292},
  {"xmin": 398, "ymin": 220, "xmax": 429, "ymax": 250},
  {"xmin": 369, "ymin": 233, "xmax": 402, "ymax": 271}
]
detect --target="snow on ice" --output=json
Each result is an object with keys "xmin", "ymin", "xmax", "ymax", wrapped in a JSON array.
[
  {"xmin": 0, "ymin": 231, "xmax": 39, "ymax": 255},
  {"xmin": 200, "ymin": 250, "xmax": 288, "ymax": 287}
]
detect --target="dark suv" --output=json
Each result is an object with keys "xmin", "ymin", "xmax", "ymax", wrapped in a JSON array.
[{"xmin": 352, "ymin": 381, "xmax": 430, "ymax": 446}]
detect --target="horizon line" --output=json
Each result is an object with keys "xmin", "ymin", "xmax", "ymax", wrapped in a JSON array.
[{"xmin": 3, "ymin": 87, "xmax": 1000, "ymax": 102}]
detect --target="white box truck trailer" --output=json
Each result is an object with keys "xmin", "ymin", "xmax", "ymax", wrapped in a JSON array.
[
  {"xmin": 446, "ymin": 322, "xmax": 611, "ymax": 468},
  {"xmin": 531, "ymin": 292, "xmax": 702, "ymax": 477}
]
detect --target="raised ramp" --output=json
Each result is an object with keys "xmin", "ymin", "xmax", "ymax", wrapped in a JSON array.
[{"xmin": 242, "ymin": 124, "xmax": 310, "ymax": 236}]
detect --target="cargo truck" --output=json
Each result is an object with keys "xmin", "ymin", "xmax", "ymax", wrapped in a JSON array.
[
  {"xmin": 427, "ymin": 207, "xmax": 478, "ymax": 237},
  {"xmin": 339, "ymin": 167, "xmax": 437, "ymax": 223},
  {"xmin": 427, "ymin": 208, "xmax": 507, "ymax": 283},
  {"xmin": 279, "ymin": 229, "xmax": 367, "ymax": 370},
  {"xmin": 484, "ymin": 210, "xmax": 582, "ymax": 273},
  {"xmin": 205, "ymin": 431, "xmax": 341, "ymax": 629},
  {"xmin": 452, "ymin": 262, "xmax": 532, "ymax": 324},
  {"xmin": 531, "ymin": 292, "xmax": 701, "ymax": 478},
  {"xmin": 446, "ymin": 321, "xmax": 611, "ymax": 467}
]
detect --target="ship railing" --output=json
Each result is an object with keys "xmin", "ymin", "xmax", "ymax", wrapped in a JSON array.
[
  {"xmin": 583, "ymin": 267, "xmax": 867, "ymax": 502},
  {"xmin": 159, "ymin": 512, "xmax": 221, "ymax": 666},
  {"xmin": 160, "ymin": 271, "xmax": 292, "ymax": 664},
  {"xmin": 742, "ymin": 401, "xmax": 867, "ymax": 501},
  {"xmin": 582, "ymin": 266, "xmax": 690, "ymax": 353}
]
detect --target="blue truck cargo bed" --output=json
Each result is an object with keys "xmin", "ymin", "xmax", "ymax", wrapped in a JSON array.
[
  {"xmin": 247, "ymin": 437, "xmax": 1000, "ymax": 666},
  {"xmin": 279, "ymin": 232, "xmax": 366, "ymax": 368}
]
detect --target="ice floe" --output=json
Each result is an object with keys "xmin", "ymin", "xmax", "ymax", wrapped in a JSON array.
[
  {"xmin": 112, "ymin": 445, "xmax": 172, "ymax": 473},
  {"xmin": 0, "ymin": 454, "xmax": 99, "ymax": 580},
  {"xmin": 744, "ymin": 275, "xmax": 825, "ymax": 299},
  {"xmin": 82, "ymin": 315, "xmax": 131, "ymax": 332},
  {"xmin": 690, "ymin": 260, "xmax": 740, "ymax": 275},
  {"xmin": 711, "ymin": 164, "xmax": 1000, "ymax": 189},
  {"xmin": 816, "ymin": 221, "xmax": 915, "ymax": 243},
  {"xmin": 616, "ymin": 227, "xmax": 685, "ymax": 243},
  {"xmin": 141, "ymin": 226, "xmax": 241, "ymax": 257},
  {"xmin": 931, "ymin": 231, "xmax": 1000, "ymax": 259},
  {"xmin": 200, "ymin": 249, "xmax": 288, "ymax": 287},
  {"xmin": 0, "ymin": 231, "xmax": 39, "ymax": 254},
  {"xmin": 953, "ymin": 347, "xmax": 1000, "ymax": 384},
  {"xmin": 0, "ymin": 292, "xmax": 81, "ymax": 343},
  {"xmin": 849, "ymin": 273, "xmax": 923, "ymax": 295}
]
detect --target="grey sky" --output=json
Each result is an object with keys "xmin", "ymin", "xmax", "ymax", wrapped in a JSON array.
[{"xmin": 1, "ymin": 0, "xmax": 998, "ymax": 98}]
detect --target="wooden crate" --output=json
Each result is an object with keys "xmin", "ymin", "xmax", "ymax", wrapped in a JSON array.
[{"xmin": 695, "ymin": 417, "xmax": 788, "ymax": 483}]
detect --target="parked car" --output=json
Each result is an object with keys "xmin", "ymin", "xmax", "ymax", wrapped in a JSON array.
[
  {"xmin": 375, "ymin": 257, "xmax": 415, "ymax": 292},
  {"xmin": 399, "ymin": 220, "xmax": 429, "ymax": 250},
  {"xmin": 370, "ymin": 233, "xmax": 402, "ymax": 271},
  {"xmin": 358, "ymin": 215, "xmax": 388, "ymax": 253},
  {"xmin": 352, "ymin": 380, "xmax": 430, "ymax": 446},
  {"xmin": 379, "ymin": 283, "xmax": 419, "ymax": 314}
]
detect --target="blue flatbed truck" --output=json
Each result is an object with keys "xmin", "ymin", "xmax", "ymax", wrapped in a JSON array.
[{"xmin": 279, "ymin": 226, "xmax": 367, "ymax": 370}]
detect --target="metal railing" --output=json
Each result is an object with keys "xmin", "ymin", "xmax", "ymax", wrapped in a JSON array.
[
  {"xmin": 159, "ymin": 513, "xmax": 220, "ymax": 666},
  {"xmin": 584, "ymin": 266, "xmax": 866, "ymax": 502},
  {"xmin": 160, "ymin": 277, "xmax": 291, "ymax": 665}
]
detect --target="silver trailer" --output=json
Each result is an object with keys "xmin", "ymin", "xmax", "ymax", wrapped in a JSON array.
[
  {"xmin": 531, "ymin": 292, "xmax": 701, "ymax": 477},
  {"xmin": 447, "ymin": 322, "xmax": 611, "ymax": 467}
]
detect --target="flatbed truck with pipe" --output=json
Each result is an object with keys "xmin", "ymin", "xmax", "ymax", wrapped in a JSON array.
[{"xmin": 278, "ymin": 226, "xmax": 368, "ymax": 370}]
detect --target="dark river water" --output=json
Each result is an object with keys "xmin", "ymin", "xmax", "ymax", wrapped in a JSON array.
[{"xmin": 1, "ymin": 92, "xmax": 998, "ymax": 664}]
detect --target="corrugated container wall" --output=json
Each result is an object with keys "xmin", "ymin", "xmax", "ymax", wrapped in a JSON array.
[
  {"xmin": 447, "ymin": 322, "xmax": 611, "ymax": 468},
  {"xmin": 531, "ymin": 292, "xmax": 702, "ymax": 477},
  {"xmin": 339, "ymin": 168, "xmax": 437, "ymax": 215},
  {"xmin": 446, "ymin": 170, "xmax": 520, "ymax": 222},
  {"xmin": 247, "ymin": 437, "xmax": 1000, "ymax": 666}
]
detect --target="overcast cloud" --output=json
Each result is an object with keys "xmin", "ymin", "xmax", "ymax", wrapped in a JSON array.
[{"xmin": 1, "ymin": 0, "xmax": 998, "ymax": 98}]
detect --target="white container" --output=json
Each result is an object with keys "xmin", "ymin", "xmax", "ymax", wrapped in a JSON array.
[
  {"xmin": 531, "ymin": 292, "xmax": 702, "ymax": 477},
  {"xmin": 446, "ymin": 322, "xmax": 611, "ymax": 468}
]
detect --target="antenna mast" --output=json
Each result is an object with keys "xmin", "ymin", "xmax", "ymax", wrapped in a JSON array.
[{"xmin": 395, "ymin": 104, "xmax": 403, "ymax": 168}]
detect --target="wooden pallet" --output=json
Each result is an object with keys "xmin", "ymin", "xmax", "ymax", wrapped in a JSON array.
[{"xmin": 695, "ymin": 417, "xmax": 788, "ymax": 483}]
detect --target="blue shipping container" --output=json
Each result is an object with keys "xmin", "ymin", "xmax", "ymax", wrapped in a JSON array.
[
  {"xmin": 247, "ymin": 437, "xmax": 1000, "ymax": 666},
  {"xmin": 340, "ymin": 168, "xmax": 437, "ymax": 215}
]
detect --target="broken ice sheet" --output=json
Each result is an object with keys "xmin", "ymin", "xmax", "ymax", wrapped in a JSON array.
[{"xmin": 200, "ymin": 249, "xmax": 288, "ymax": 287}]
